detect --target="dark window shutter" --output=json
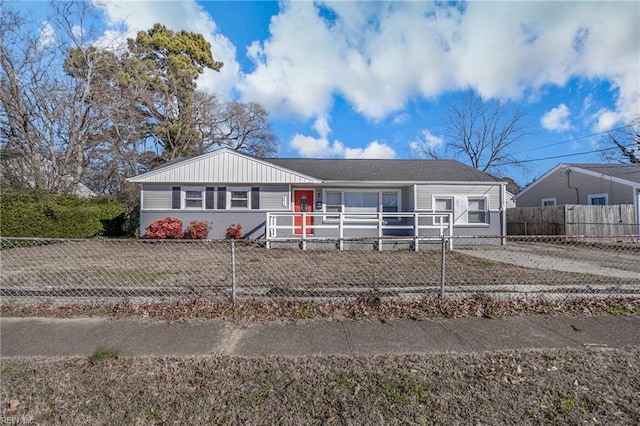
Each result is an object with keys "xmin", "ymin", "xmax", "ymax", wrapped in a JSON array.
[
  {"xmin": 172, "ymin": 187, "xmax": 181, "ymax": 209},
  {"xmin": 251, "ymin": 187, "xmax": 260, "ymax": 210},
  {"xmin": 217, "ymin": 187, "xmax": 226, "ymax": 210},
  {"xmin": 205, "ymin": 187, "xmax": 215, "ymax": 209}
]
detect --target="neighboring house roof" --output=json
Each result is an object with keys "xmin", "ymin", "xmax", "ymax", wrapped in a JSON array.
[
  {"xmin": 514, "ymin": 162, "xmax": 640, "ymax": 200},
  {"xmin": 127, "ymin": 148, "xmax": 502, "ymax": 184},
  {"xmin": 563, "ymin": 163, "xmax": 640, "ymax": 185}
]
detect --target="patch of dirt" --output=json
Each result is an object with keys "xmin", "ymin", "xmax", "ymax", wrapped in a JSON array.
[{"xmin": 2, "ymin": 347, "xmax": 639, "ymax": 424}]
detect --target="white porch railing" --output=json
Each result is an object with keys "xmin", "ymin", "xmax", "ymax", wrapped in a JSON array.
[{"xmin": 265, "ymin": 212, "xmax": 453, "ymax": 251}]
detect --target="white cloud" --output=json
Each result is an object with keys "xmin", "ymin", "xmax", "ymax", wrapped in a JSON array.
[
  {"xmin": 392, "ymin": 113, "xmax": 410, "ymax": 125},
  {"xmin": 289, "ymin": 117, "xmax": 395, "ymax": 159},
  {"xmin": 344, "ymin": 141, "xmax": 396, "ymax": 159},
  {"xmin": 71, "ymin": 25, "xmax": 83, "ymax": 40},
  {"xmin": 312, "ymin": 116, "xmax": 331, "ymax": 140},
  {"xmin": 240, "ymin": 1, "xmax": 342, "ymax": 117},
  {"xmin": 86, "ymin": 0, "xmax": 638, "ymax": 143},
  {"xmin": 95, "ymin": 0, "xmax": 240, "ymax": 99},
  {"xmin": 410, "ymin": 130, "xmax": 444, "ymax": 158},
  {"xmin": 593, "ymin": 109, "xmax": 621, "ymax": 132},
  {"xmin": 541, "ymin": 104, "xmax": 572, "ymax": 132},
  {"xmin": 39, "ymin": 21, "xmax": 55, "ymax": 46},
  {"xmin": 290, "ymin": 134, "xmax": 345, "ymax": 158},
  {"xmin": 240, "ymin": 1, "xmax": 639, "ymax": 123},
  {"xmin": 420, "ymin": 130, "xmax": 444, "ymax": 150}
]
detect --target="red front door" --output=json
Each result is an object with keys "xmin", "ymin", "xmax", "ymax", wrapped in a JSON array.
[{"xmin": 293, "ymin": 190, "xmax": 314, "ymax": 235}]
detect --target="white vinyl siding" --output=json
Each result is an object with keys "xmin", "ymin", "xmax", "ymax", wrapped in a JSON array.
[
  {"xmin": 143, "ymin": 185, "xmax": 289, "ymax": 211},
  {"xmin": 413, "ymin": 184, "xmax": 502, "ymax": 225},
  {"xmin": 415, "ymin": 184, "xmax": 500, "ymax": 225},
  {"xmin": 129, "ymin": 149, "xmax": 318, "ymax": 184},
  {"xmin": 401, "ymin": 186, "xmax": 414, "ymax": 211},
  {"xmin": 141, "ymin": 185, "xmax": 172, "ymax": 210},
  {"xmin": 259, "ymin": 186, "xmax": 290, "ymax": 210},
  {"xmin": 415, "ymin": 184, "xmax": 500, "ymax": 211}
]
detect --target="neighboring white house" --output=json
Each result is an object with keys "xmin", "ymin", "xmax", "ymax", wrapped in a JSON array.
[{"xmin": 127, "ymin": 148, "xmax": 508, "ymax": 244}]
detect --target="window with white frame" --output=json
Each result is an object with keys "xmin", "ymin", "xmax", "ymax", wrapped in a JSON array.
[
  {"xmin": 323, "ymin": 190, "xmax": 400, "ymax": 220},
  {"xmin": 541, "ymin": 198, "xmax": 556, "ymax": 206},
  {"xmin": 382, "ymin": 192, "xmax": 399, "ymax": 221},
  {"xmin": 324, "ymin": 191, "xmax": 342, "ymax": 219},
  {"xmin": 588, "ymin": 193, "xmax": 608, "ymax": 205},
  {"xmin": 434, "ymin": 197, "xmax": 453, "ymax": 224},
  {"xmin": 229, "ymin": 189, "xmax": 250, "ymax": 209},
  {"xmin": 344, "ymin": 192, "xmax": 378, "ymax": 214},
  {"xmin": 382, "ymin": 193, "xmax": 399, "ymax": 212},
  {"xmin": 184, "ymin": 188, "xmax": 204, "ymax": 208},
  {"xmin": 467, "ymin": 198, "xmax": 487, "ymax": 224}
]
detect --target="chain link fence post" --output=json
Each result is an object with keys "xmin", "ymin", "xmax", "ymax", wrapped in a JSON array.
[
  {"xmin": 440, "ymin": 236, "xmax": 447, "ymax": 299},
  {"xmin": 230, "ymin": 240, "xmax": 237, "ymax": 303}
]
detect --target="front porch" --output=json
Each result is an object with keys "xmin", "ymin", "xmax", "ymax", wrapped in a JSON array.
[{"xmin": 265, "ymin": 212, "xmax": 453, "ymax": 251}]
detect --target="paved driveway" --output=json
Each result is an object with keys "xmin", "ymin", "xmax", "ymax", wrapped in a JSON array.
[{"xmin": 457, "ymin": 241, "xmax": 640, "ymax": 280}]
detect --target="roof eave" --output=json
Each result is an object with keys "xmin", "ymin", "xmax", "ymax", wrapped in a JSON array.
[
  {"xmin": 318, "ymin": 180, "xmax": 505, "ymax": 186},
  {"xmin": 514, "ymin": 163, "xmax": 640, "ymax": 200}
]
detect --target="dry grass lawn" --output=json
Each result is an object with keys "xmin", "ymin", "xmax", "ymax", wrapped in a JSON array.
[
  {"xmin": 2, "ymin": 347, "xmax": 639, "ymax": 424},
  {"xmin": 1, "ymin": 239, "xmax": 632, "ymax": 291}
]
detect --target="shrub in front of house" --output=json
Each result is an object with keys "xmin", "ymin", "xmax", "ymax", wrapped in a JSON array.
[
  {"xmin": 144, "ymin": 217, "xmax": 184, "ymax": 239},
  {"xmin": 225, "ymin": 223, "xmax": 243, "ymax": 239},
  {"xmin": 0, "ymin": 185, "xmax": 125, "ymax": 238},
  {"xmin": 186, "ymin": 220, "xmax": 210, "ymax": 239}
]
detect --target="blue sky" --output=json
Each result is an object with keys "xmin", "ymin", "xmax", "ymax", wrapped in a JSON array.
[{"xmin": 24, "ymin": 1, "xmax": 640, "ymax": 186}]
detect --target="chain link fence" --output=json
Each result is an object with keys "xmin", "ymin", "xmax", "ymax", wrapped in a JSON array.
[{"xmin": 1, "ymin": 235, "xmax": 639, "ymax": 307}]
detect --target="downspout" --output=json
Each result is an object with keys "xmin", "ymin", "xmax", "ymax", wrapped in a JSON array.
[{"xmin": 566, "ymin": 169, "xmax": 579, "ymax": 203}]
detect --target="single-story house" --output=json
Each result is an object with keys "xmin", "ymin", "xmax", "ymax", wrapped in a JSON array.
[
  {"xmin": 513, "ymin": 163, "xmax": 640, "ymax": 234},
  {"xmin": 514, "ymin": 163, "xmax": 640, "ymax": 208},
  {"xmin": 127, "ymin": 148, "xmax": 508, "ymax": 246}
]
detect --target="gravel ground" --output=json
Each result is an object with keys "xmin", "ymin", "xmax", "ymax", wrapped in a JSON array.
[{"xmin": 2, "ymin": 347, "xmax": 639, "ymax": 425}]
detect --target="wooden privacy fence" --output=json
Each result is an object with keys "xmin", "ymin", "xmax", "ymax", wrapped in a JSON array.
[{"xmin": 507, "ymin": 204, "xmax": 638, "ymax": 236}]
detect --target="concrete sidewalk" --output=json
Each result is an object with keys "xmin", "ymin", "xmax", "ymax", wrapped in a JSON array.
[{"xmin": 1, "ymin": 314, "xmax": 639, "ymax": 358}]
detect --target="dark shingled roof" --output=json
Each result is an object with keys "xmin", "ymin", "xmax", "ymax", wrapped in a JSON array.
[
  {"xmin": 567, "ymin": 163, "xmax": 640, "ymax": 184},
  {"xmin": 267, "ymin": 158, "xmax": 499, "ymax": 182}
]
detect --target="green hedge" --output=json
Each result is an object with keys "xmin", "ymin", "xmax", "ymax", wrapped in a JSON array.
[{"xmin": 0, "ymin": 186, "xmax": 125, "ymax": 238}]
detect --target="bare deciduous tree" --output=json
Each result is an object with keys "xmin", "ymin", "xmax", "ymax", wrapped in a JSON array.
[
  {"xmin": 602, "ymin": 117, "xmax": 640, "ymax": 164},
  {"xmin": 206, "ymin": 99, "xmax": 277, "ymax": 158},
  {"xmin": 413, "ymin": 93, "xmax": 528, "ymax": 173},
  {"xmin": 1, "ymin": 1, "xmax": 108, "ymax": 194}
]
